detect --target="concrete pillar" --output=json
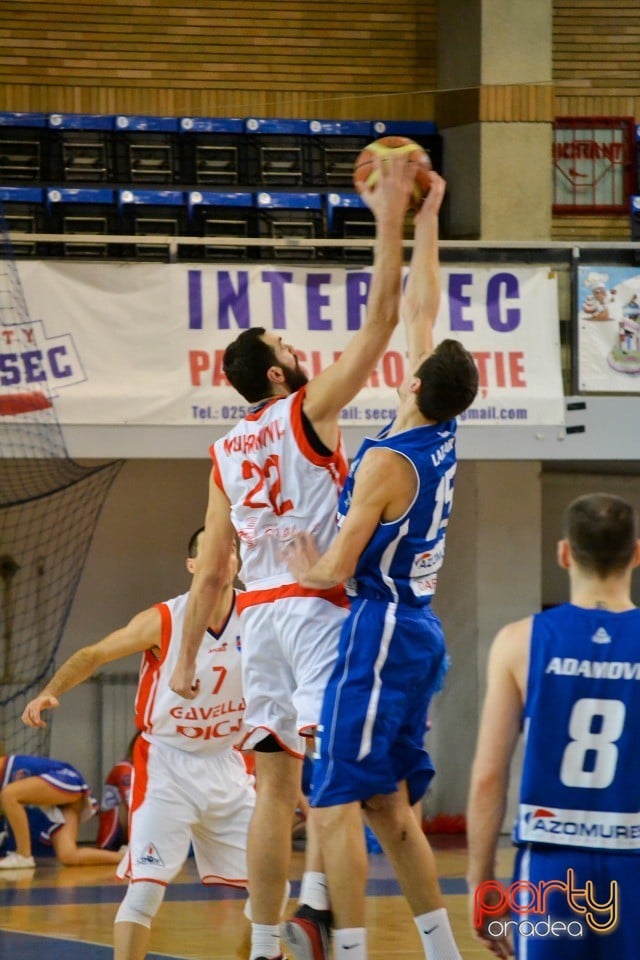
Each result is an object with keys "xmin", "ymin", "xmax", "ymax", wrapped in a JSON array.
[
  {"xmin": 437, "ymin": 0, "xmax": 553, "ymax": 240},
  {"xmin": 427, "ymin": 459, "xmax": 541, "ymax": 817}
]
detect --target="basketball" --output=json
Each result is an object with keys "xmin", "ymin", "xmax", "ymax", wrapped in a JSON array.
[{"xmin": 353, "ymin": 136, "xmax": 433, "ymax": 209}]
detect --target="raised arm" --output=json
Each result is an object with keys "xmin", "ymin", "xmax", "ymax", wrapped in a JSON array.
[
  {"xmin": 402, "ymin": 171, "xmax": 446, "ymax": 373},
  {"xmin": 169, "ymin": 470, "xmax": 235, "ymax": 699},
  {"xmin": 22, "ymin": 606, "xmax": 162, "ymax": 728},
  {"xmin": 466, "ymin": 617, "xmax": 530, "ymax": 958},
  {"xmin": 302, "ymin": 152, "xmax": 416, "ymax": 443}
]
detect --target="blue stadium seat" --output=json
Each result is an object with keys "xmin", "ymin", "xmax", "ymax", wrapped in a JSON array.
[
  {"xmin": 180, "ymin": 117, "xmax": 247, "ymax": 186},
  {"xmin": 115, "ymin": 115, "xmax": 180, "ymax": 184},
  {"xmin": 187, "ymin": 190, "xmax": 255, "ymax": 260},
  {"xmin": 47, "ymin": 113, "xmax": 116, "ymax": 183},
  {"xmin": 307, "ymin": 120, "xmax": 374, "ymax": 188},
  {"xmin": 256, "ymin": 190, "xmax": 324, "ymax": 260},
  {"xmin": 245, "ymin": 118, "xmax": 310, "ymax": 186},
  {"xmin": 46, "ymin": 186, "xmax": 117, "ymax": 257},
  {"xmin": 325, "ymin": 191, "xmax": 374, "ymax": 261},
  {"xmin": 0, "ymin": 185, "xmax": 45, "ymax": 255},
  {"xmin": 118, "ymin": 187, "xmax": 187, "ymax": 259},
  {"xmin": 0, "ymin": 112, "xmax": 48, "ymax": 182}
]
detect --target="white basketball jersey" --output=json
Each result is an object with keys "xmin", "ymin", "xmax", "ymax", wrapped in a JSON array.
[
  {"xmin": 134, "ymin": 591, "xmax": 244, "ymax": 755},
  {"xmin": 211, "ymin": 388, "xmax": 348, "ymax": 589}
]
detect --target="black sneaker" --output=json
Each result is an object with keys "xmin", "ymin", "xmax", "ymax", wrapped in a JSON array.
[{"xmin": 281, "ymin": 905, "xmax": 332, "ymax": 960}]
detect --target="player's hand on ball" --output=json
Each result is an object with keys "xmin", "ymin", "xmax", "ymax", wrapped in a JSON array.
[{"xmin": 415, "ymin": 171, "xmax": 446, "ymax": 221}]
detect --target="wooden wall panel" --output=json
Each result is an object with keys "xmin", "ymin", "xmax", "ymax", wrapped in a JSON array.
[
  {"xmin": 551, "ymin": 215, "xmax": 631, "ymax": 240},
  {"xmin": 0, "ymin": 0, "xmax": 438, "ymax": 121},
  {"xmin": 554, "ymin": 0, "xmax": 640, "ymax": 98}
]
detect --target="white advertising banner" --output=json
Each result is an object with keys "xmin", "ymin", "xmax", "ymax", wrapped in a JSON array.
[{"xmin": 3, "ymin": 261, "xmax": 564, "ymax": 427}]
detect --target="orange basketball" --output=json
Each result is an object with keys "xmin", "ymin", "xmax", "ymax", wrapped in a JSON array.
[{"xmin": 353, "ymin": 136, "xmax": 433, "ymax": 209}]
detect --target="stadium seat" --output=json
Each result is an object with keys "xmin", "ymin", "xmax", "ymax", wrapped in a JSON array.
[
  {"xmin": 325, "ymin": 191, "xmax": 374, "ymax": 261},
  {"xmin": 47, "ymin": 113, "xmax": 115, "ymax": 183},
  {"xmin": 0, "ymin": 185, "xmax": 45, "ymax": 256},
  {"xmin": 255, "ymin": 190, "xmax": 324, "ymax": 260},
  {"xmin": 0, "ymin": 112, "xmax": 48, "ymax": 183},
  {"xmin": 115, "ymin": 115, "xmax": 180, "ymax": 184},
  {"xmin": 118, "ymin": 187, "xmax": 187, "ymax": 260},
  {"xmin": 46, "ymin": 186, "xmax": 117, "ymax": 257},
  {"xmin": 180, "ymin": 117, "xmax": 247, "ymax": 186},
  {"xmin": 187, "ymin": 190, "xmax": 255, "ymax": 260},
  {"xmin": 245, "ymin": 118, "xmax": 310, "ymax": 186}
]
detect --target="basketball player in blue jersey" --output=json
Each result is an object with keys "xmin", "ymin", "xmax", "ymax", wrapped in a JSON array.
[
  {"xmin": 283, "ymin": 172, "xmax": 478, "ymax": 960},
  {"xmin": 467, "ymin": 493, "xmax": 640, "ymax": 959}
]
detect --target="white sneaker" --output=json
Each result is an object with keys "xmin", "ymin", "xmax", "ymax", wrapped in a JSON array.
[{"xmin": 0, "ymin": 852, "xmax": 36, "ymax": 869}]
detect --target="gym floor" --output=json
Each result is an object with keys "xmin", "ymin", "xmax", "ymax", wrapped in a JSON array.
[{"xmin": 0, "ymin": 838, "xmax": 514, "ymax": 958}]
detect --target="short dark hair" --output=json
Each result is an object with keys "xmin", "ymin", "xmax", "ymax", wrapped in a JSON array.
[
  {"xmin": 414, "ymin": 339, "xmax": 479, "ymax": 422},
  {"xmin": 223, "ymin": 327, "xmax": 278, "ymax": 402},
  {"xmin": 188, "ymin": 527, "xmax": 204, "ymax": 559},
  {"xmin": 564, "ymin": 494, "xmax": 638, "ymax": 577}
]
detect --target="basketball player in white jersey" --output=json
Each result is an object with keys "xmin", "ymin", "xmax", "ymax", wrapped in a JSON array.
[
  {"xmin": 169, "ymin": 153, "xmax": 419, "ymax": 960},
  {"xmin": 23, "ymin": 529, "xmax": 260, "ymax": 960}
]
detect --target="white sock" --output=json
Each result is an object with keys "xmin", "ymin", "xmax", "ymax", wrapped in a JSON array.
[
  {"xmin": 299, "ymin": 871, "xmax": 330, "ymax": 911},
  {"xmin": 250, "ymin": 922, "xmax": 281, "ymax": 960},
  {"xmin": 333, "ymin": 927, "xmax": 367, "ymax": 960},
  {"xmin": 414, "ymin": 908, "xmax": 462, "ymax": 960}
]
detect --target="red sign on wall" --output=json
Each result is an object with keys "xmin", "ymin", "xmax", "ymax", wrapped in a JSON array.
[{"xmin": 553, "ymin": 117, "xmax": 635, "ymax": 214}]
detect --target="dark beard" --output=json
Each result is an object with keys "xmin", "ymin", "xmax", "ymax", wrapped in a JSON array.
[{"xmin": 281, "ymin": 360, "xmax": 309, "ymax": 392}]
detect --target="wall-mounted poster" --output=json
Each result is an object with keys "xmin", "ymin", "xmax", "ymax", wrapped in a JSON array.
[{"xmin": 577, "ymin": 266, "xmax": 640, "ymax": 391}]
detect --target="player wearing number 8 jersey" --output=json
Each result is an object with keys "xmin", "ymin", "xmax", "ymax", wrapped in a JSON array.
[
  {"xmin": 284, "ymin": 173, "xmax": 478, "ymax": 960},
  {"xmin": 467, "ymin": 493, "xmax": 640, "ymax": 960}
]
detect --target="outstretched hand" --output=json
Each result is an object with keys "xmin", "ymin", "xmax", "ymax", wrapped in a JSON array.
[
  {"xmin": 357, "ymin": 152, "xmax": 417, "ymax": 222},
  {"xmin": 22, "ymin": 694, "xmax": 60, "ymax": 728}
]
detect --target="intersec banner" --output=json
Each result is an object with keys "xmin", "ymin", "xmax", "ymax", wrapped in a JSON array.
[
  {"xmin": 577, "ymin": 265, "xmax": 640, "ymax": 392},
  {"xmin": 5, "ymin": 261, "xmax": 564, "ymax": 427}
]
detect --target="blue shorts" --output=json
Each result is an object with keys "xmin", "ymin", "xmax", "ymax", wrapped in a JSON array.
[
  {"xmin": 310, "ymin": 598, "xmax": 446, "ymax": 807},
  {"xmin": 510, "ymin": 845, "xmax": 640, "ymax": 959}
]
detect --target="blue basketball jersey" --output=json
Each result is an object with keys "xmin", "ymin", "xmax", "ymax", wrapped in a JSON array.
[
  {"xmin": 337, "ymin": 417, "xmax": 457, "ymax": 606},
  {"xmin": 515, "ymin": 603, "xmax": 640, "ymax": 852}
]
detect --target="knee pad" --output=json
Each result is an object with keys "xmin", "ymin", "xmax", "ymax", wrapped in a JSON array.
[{"xmin": 115, "ymin": 881, "xmax": 166, "ymax": 928}]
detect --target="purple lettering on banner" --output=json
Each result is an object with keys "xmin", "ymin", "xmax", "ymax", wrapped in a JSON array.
[
  {"xmin": 262, "ymin": 271, "xmax": 293, "ymax": 329},
  {"xmin": 48, "ymin": 345, "xmax": 71, "ymax": 378},
  {"xmin": 22, "ymin": 350, "xmax": 46, "ymax": 383},
  {"xmin": 307, "ymin": 275, "xmax": 332, "ymax": 330},
  {"xmin": 188, "ymin": 269, "xmax": 202, "ymax": 330},
  {"xmin": 218, "ymin": 271, "xmax": 249, "ymax": 329},
  {"xmin": 487, "ymin": 273, "xmax": 521, "ymax": 332},
  {"xmin": 449, "ymin": 274, "xmax": 474, "ymax": 331},
  {"xmin": 346, "ymin": 273, "xmax": 371, "ymax": 331}
]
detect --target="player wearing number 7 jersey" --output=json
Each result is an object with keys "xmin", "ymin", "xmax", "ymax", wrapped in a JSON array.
[
  {"xmin": 467, "ymin": 493, "xmax": 640, "ymax": 960},
  {"xmin": 22, "ymin": 530, "xmax": 260, "ymax": 960}
]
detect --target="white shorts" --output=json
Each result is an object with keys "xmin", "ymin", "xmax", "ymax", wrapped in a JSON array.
[
  {"xmin": 117, "ymin": 736, "xmax": 255, "ymax": 887},
  {"xmin": 238, "ymin": 594, "xmax": 347, "ymax": 756}
]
